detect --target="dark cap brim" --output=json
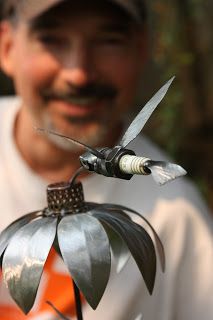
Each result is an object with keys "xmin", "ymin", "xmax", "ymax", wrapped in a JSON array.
[{"xmin": 18, "ymin": 0, "xmax": 145, "ymax": 23}]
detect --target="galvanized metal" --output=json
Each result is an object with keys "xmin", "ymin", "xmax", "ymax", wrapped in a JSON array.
[
  {"xmin": 0, "ymin": 180, "xmax": 164, "ymax": 315},
  {"xmin": 119, "ymin": 77, "xmax": 175, "ymax": 148},
  {"xmin": 2, "ymin": 217, "xmax": 57, "ymax": 313},
  {"xmin": 58, "ymin": 213, "xmax": 111, "ymax": 309}
]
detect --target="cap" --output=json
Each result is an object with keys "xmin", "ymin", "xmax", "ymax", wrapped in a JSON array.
[{"xmin": 1, "ymin": 0, "xmax": 146, "ymax": 23}]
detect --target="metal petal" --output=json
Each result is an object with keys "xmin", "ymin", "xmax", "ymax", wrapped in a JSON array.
[
  {"xmin": 93, "ymin": 210, "xmax": 156, "ymax": 294},
  {"xmin": 101, "ymin": 220, "xmax": 130, "ymax": 273},
  {"xmin": 0, "ymin": 211, "xmax": 42, "ymax": 261},
  {"xmin": 90, "ymin": 207, "xmax": 133, "ymax": 271},
  {"xmin": 2, "ymin": 217, "xmax": 57, "ymax": 314},
  {"xmin": 57, "ymin": 214, "xmax": 111, "ymax": 309},
  {"xmin": 99, "ymin": 203, "xmax": 165, "ymax": 272},
  {"xmin": 119, "ymin": 77, "xmax": 175, "ymax": 147}
]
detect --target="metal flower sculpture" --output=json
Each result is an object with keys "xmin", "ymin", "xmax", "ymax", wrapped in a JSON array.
[
  {"xmin": 0, "ymin": 178, "xmax": 164, "ymax": 318},
  {"xmin": 0, "ymin": 77, "xmax": 187, "ymax": 320}
]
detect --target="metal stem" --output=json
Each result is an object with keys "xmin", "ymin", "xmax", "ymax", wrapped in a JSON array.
[
  {"xmin": 73, "ymin": 280, "xmax": 83, "ymax": 320},
  {"xmin": 69, "ymin": 166, "xmax": 85, "ymax": 186},
  {"xmin": 46, "ymin": 301, "xmax": 70, "ymax": 320}
]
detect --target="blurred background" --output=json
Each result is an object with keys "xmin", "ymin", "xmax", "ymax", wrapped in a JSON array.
[{"xmin": 0, "ymin": 0, "xmax": 212, "ymax": 210}]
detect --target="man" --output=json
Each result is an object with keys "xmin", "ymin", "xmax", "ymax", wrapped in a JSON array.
[{"xmin": 0, "ymin": 0, "xmax": 212, "ymax": 319}]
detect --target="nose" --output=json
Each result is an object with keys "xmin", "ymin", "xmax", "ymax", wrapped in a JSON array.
[{"xmin": 60, "ymin": 42, "xmax": 97, "ymax": 87}]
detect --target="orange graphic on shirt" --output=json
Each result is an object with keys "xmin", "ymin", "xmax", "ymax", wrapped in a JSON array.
[{"xmin": 0, "ymin": 248, "xmax": 79, "ymax": 319}]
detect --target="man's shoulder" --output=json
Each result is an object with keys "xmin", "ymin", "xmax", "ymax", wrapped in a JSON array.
[{"xmin": 0, "ymin": 96, "xmax": 20, "ymax": 115}]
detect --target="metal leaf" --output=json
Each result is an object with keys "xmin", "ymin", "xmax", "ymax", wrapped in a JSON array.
[
  {"xmin": 119, "ymin": 77, "xmax": 175, "ymax": 147},
  {"xmin": 93, "ymin": 210, "xmax": 156, "ymax": 294},
  {"xmin": 57, "ymin": 214, "xmax": 111, "ymax": 309},
  {"xmin": 2, "ymin": 217, "xmax": 57, "ymax": 314},
  {"xmin": 99, "ymin": 203, "xmax": 165, "ymax": 271},
  {"xmin": 0, "ymin": 211, "xmax": 42, "ymax": 261}
]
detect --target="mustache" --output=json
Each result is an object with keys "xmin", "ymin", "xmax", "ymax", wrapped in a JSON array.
[{"xmin": 41, "ymin": 83, "xmax": 117, "ymax": 104}]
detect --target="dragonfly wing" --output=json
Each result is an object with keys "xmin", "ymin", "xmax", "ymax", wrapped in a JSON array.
[
  {"xmin": 119, "ymin": 77, "xmax": 175, "ymax": 147},
  {"xmin": 36, "ymin": 128, "xmax": 104, "ymax": 159},
  {"xmin": 147, "ymin": 160, "xmax": 187, "ymax": 185}
]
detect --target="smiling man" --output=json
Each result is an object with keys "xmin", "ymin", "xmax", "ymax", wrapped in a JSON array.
[
  {"xmin": 0, "ymin": 1, "xmax": 213, "ymax": 320},
  {"xmin": 0, "ymin": 0, "xmax": 147, "ymax": 182}
]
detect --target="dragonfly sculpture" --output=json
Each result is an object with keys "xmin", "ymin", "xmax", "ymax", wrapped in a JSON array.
[
  {"xmin": 38, "ymin": 76, "xmax": 187, "ymax": 185},
  {"xmin": 0, "ymin": 77, "xmax": 186, "ymax": 320}
]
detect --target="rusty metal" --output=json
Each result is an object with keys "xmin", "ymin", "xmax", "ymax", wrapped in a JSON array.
[{"xmin": 46, "ymin": 181, "xmax": 86, "ymax": 214}]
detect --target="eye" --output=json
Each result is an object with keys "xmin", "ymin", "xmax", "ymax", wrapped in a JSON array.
[
  {"xmin": 101, "ymin": 34, "xmax": 127, "ymax": 46},
  {"xmin": 38, "ymin": 34, "xmax": 66, "ymax": 47},
  {"xmin": 36, "ymin": 33, "xmax": 68, "ymax": 49},
  {"xmin": 94, "ymin": 30, "xmax": 131, "ymax": 51}
]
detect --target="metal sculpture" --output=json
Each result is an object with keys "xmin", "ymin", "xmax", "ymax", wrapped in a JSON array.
[
  {"xmin": 38, "ymin": 77, "xmax": 187, "ymax": 185},
  {"xmin": 0, "ymin": 77, "xmax": 186, "ymax": 319},
  {"xmin": 0, "ymin": 178, "xmax": 164, "ymax": 319}
]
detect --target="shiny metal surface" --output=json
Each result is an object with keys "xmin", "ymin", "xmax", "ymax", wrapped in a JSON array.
[
  {"xmin": 58, "ymin": 214, "xmax": 111, "ymax": 309},
  {"xmin": 99, "ymin": 203, "xmax": 165, "ymax": 272},
  {"xmin": 2, "ymin": 217, "xmax": 57, "ymax": 314},
  {"xmin": 119, "ymin": 77, "xmax": 175, "ymax": 148},
  {"xmin": 37, "ymin": 128, "xmax": 104, "ymax": 159},
  {"xmin": 102, "ymin": 220, "xmax": 130, "ymax": 273},
  {"xmin": 92, "ymin": 209, "xmax": 156, "ymax": 294},
  {"xmin": 147, "ymin": 161, "xmax": 187, "ymax": 185},
  {"xmin": 0, "ymin": 211, "xmax": 42, "ymax": 260},
  {"xmin": 0, "ymin": 180, "xmax": 165, "ymax": 316}
]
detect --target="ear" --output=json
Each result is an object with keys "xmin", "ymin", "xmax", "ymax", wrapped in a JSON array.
[{"xmin": 0, "ymin": 21, "xmax": 16, "ymax": 77}]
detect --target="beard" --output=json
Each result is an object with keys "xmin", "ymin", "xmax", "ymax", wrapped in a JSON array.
[
  {"xmin": 38, "ymin": 80, "xmax": 119, "ymax": 151},
  {"xmin": 42, "ymin": 112, "xmax": 111, "ymax": 152}
]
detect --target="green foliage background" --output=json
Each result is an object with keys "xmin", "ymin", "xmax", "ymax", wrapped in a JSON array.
[{"xmin": 141, "ymin": 0, "xmax": 212, "ymax": 210}]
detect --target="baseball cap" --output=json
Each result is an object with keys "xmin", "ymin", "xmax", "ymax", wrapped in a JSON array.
[{"xmin": 1, "ymin": 0, "xmax": 147, "ymax": 23}]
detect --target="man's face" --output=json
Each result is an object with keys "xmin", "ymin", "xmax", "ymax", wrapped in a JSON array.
[{"xmin": 1, "ymin": 1, "xmax": 147, "ymax": 149}]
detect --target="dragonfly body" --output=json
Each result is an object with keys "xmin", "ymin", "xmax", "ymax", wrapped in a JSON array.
[
  {"xmin": 38, "ymin": 77, "xmax": 187, "ymax": 185},
  {"xmin": 80, "ymin": 146, "xmax": 137, "ymax": 180}
]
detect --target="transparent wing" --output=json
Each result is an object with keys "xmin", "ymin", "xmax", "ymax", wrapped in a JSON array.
[{"xmin": 119, "ymin": 77, "xmax": 175, "ymax": 147}]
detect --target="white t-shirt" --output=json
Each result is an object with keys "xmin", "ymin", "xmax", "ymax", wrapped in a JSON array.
[{"xmin": 0, "ymin": 97, "xmax": 212, "ymax": 320}]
